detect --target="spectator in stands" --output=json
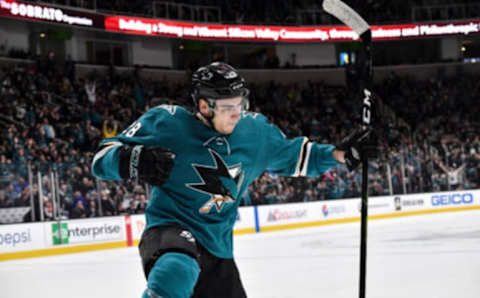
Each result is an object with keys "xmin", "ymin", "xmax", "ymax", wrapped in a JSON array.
[
  {"xmin": 5, "ymin": 183, "xmax": 20, "ymax": 203},
  {"xmin": 43, "ymin": 195, "xmax": 54, "ymax": 220},
  {"xmin": 73, "ymin": 191, "xmax": 88, "ymax": 211},
  {"xmin": 70, "ymin": 200, "xmax": 88, "ymax": 219},
  {"xmin": 12, "ymin": 176, "xmax": 28, "ymax": 194},
  {"xmin": 103, "ymin": 119, "xmax": 118, "ymax": 138},
  {"xmin": 85, "ymin": 78, "xmax": 96, "ymax": 104},
  {"xmin": 124, "ymin": 199, "xmax": 138, "ymax": 215},
  {"xmin": 0, "ymin": 190, "xmax": 12, "ymax": 208},
  {"xmin": 88, "ymin": 199, "xmax": 100, "ymax": 218},
  {"xmin": 302, "ymin": 189, "xmax": 314, "ymax": 202},
  {"xmin": 13, "ymin": 148, "xmax": 28, "ymax": 178},
  {"xmin": 75, "ymin": 177, "xmax": 94, "ymax": 197},
  {"xmin": 13, "ymin": 185, "xmax": 31, "ymax": 207},
  {"xmin": 42, "ymin": 118, "xmax": 56, "ymax": 140},
  {"xmin": 0, "ymin": 154, "xmax": 13, "ymax": 188},
  {"xmin": 23, "ymin": 184, "xmax": 40, "ymax": 222},
  {"xmin": 434, "ymin": 157, "xmax": 466, "ymax": 190},
  {"xmin": 135, "ymin": 193, "xmax": 148, "ymax": 214},
  {"xmin": 100, "ymin": 189, "xmax": 116, "ymax": 216}
]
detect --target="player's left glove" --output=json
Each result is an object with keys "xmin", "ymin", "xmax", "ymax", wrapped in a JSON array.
[
  {"xmin": 336, "ymin": 128, "xmax": 378, "ymax": 171},
  {"xmin": 118, "ymin": 145, "xmax": 175, "ymax": 186}
]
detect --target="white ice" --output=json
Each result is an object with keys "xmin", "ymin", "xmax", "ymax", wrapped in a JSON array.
[{"xmin": 1, "ymin": 210, "xmax": 479, "ymax": 298}]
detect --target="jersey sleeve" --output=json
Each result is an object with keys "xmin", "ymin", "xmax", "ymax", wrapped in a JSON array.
[
  {"xmin": 91, "ymin": 106, "xmax": 175, "ymax": 180},
  {"xmin": 261, "ymin": 116, "xmax": 340, "ymax": 177}
]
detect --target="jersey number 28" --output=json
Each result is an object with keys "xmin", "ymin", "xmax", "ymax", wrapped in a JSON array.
[{"xmin": 122, "ymin": 122, "xmax": 142, "ymax": 137}]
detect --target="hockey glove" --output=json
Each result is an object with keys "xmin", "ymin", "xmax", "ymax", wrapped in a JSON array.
[
  {"xmin": 119, "ymin": 145, "xmax": 175, "ymax": 186},
  {"xmin": 336, "ymin": 128, "xmax": 378, "ymax": 171}
]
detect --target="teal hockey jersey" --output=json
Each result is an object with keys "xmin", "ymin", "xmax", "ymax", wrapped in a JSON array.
[{"xmin": 91, "ymin": 105, "xmax": 339, "ymax": 258}]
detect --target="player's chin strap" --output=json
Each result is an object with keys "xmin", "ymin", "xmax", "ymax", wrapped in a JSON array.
[
  {"xmin": 205, "ymin": 98, "xmax": 217, "ymax": 128},
  {"xmin": 196, "ymin": 111, "xmax": 215, "ymax": 130},
  {"xmin": 195, "ymin": 98, "xmax": 217, "ymax": 130}
]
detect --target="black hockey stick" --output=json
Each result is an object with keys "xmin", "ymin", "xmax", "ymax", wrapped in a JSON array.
[{"xmin": 321, "ymin": 1, "xmax": 373, "ymax": 298}]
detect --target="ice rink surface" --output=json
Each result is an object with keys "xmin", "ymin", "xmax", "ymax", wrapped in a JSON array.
[{"xmin": 1, "ymin": 210, "xmax": 479, "ymax": 298}]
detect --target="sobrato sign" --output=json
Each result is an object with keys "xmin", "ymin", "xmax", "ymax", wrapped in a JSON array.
[
  {"xmin": 104, "ymin": 15, "xmax": 480, "ymax": 42},
  {"xmin": 0, "ymin": 0, "xmax": 103, "ymax": 28}
]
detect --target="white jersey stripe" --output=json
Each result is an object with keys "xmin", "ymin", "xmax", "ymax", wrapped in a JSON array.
[
  {"xmin": 293, "ymin": 137, "xmax": 309, "ymax": 177},
  {"xmin": 300, "ymin": 142, "xmax": 313, "ymax": 176},
  {"xmin": 92, "ymin": 141, "xmax": 123, "ymax": 165}
]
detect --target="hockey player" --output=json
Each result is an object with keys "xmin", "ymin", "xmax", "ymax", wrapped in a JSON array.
[{"xmin": 91, "ymin": 62, "xmax": 374, "ymax": 298}]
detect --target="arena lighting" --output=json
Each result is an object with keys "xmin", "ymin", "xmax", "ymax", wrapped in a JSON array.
[{"xmin": 0, "ymin": 0, "xmax": 480, "ymax": 42}]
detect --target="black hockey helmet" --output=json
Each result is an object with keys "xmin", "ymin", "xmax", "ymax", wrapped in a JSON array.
[{"xmin": 191, "ymin": 62, "xmax": 250, "ymax": 111}]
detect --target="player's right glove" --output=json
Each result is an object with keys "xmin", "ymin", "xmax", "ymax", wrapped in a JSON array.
[
  {"xmin": 336, "ymin": 128, "xmax": 378, "ymax": 171},
  {"xmin": 118, "ymin": 145, "xmax": 175, "ymax": 186}
]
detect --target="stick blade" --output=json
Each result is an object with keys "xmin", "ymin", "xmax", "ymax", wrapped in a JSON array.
[{"xmin": 322, "ymin": 0, "xmax": 370, "ymax": 36}]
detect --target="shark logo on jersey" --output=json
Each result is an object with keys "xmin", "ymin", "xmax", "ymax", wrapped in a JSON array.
[{"xmin": 187, "ymin": 149, "xmax": 244, "ymax": 214}]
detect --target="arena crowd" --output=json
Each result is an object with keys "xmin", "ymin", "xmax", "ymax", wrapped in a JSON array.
[{"xmin": 0, "ymin": 52, "xmax": 478, "ymax": 221}]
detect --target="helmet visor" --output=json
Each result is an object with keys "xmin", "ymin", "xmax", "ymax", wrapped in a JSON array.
[{"xmin": 209, "ymin": 97, "xmax": 249, "ymax": 113}]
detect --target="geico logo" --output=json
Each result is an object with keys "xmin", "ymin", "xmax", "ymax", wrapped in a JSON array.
[{"xmin": 431, "ymin": 193, "xmax": 474, "ymax": 206}]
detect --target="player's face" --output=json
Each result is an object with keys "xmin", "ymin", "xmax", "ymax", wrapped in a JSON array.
[{"xmin": 212, "ymin": 96, "xmax": 244, "ymax": 134}]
